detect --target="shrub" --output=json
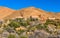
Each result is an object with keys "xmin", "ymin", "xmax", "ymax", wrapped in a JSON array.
[
  {"xmin": 20, "ymin": 22, "xmax": 28, "ymax": 27},
  {"xmin": 16, "ymin": 29, "xmax": 25, "ymax": 35},
  {"xmin": 8, "ymin": 34, "xmax": 16, "ymax": 38},
  {"xmin": 36, "ymin": 24, "xmax": 43, "ymax": 30},
  {"xmin": 20, "ymin": 36, "xmax": 27, "ymax": 38},
  {"xmin": 8, "ymin": 21, "xmax": 20, "ymax": 28}
]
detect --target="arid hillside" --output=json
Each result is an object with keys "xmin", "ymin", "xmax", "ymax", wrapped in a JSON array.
[
  {"xmin": 0, "ymin": 7, "xmax": 60, "ymax": 38},
  {"xmin": 0, "ymin": 7, "xmax": 60, "ymax": 20},
  {"xmin": 0, "ymin": 6, "xmax": 15, "ymax": 20}
]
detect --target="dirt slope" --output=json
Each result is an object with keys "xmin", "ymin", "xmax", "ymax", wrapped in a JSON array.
[
  {"xmin": 0, "ymin": 7, "xmax": 15, "ymax": 20},
  {"xmin": 0, "ymin": 7, "xmax": 60, "ymax": 20}
]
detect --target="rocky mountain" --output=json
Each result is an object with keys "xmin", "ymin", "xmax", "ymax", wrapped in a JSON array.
[{"xmin": 0, "ymin": 6, "xmax": 60, "ymax": 20}]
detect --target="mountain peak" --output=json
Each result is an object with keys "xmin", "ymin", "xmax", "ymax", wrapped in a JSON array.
[
  {"xmin": 28, "ymin": 7, "xmax": 35, "ymax": 8},
  {"xmin": 0, "ymin": 6, "xmax": 7, "ymax": 9},
  {"xmin": 0, "ymin": 6, "xmax": 15, "ymax": 11},
  {"xmin": 0, "ymin": 6, "xmax": 15, "ymax": 19},
  {"xmin": 0, "ymin": 6, "xmax": 9, "ymax": 9},
  {"xmin": 0, "ymin": 6, "xmax": 60, "ymax": 20}
]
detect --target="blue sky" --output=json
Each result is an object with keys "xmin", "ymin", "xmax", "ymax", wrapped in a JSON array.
[{"xmin": 0, "ymin": 0, "xmax": 60, "ymax": 12}]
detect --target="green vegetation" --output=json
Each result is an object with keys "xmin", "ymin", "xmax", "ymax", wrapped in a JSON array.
[
  {"xmin": 8, "ymin": 21, "xmax": 20, "ymax": 28},
  {"xmin": 16, "ymin": 29, "xmax": 25, "ymax": 35},
  {"xmin": 20, "ymin": 36, "xmax": 27, "ymax": 38},
  {"xmin": 36, "ymin": 24, "xmax": 43, "ymax": 30},
  {"xmin": 8, "ymin": 34, "xmax": 16, "ymax": 38},
  {"xmin": 0, "ymin": 17, "xmax": 60, "ymax": 38}
]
